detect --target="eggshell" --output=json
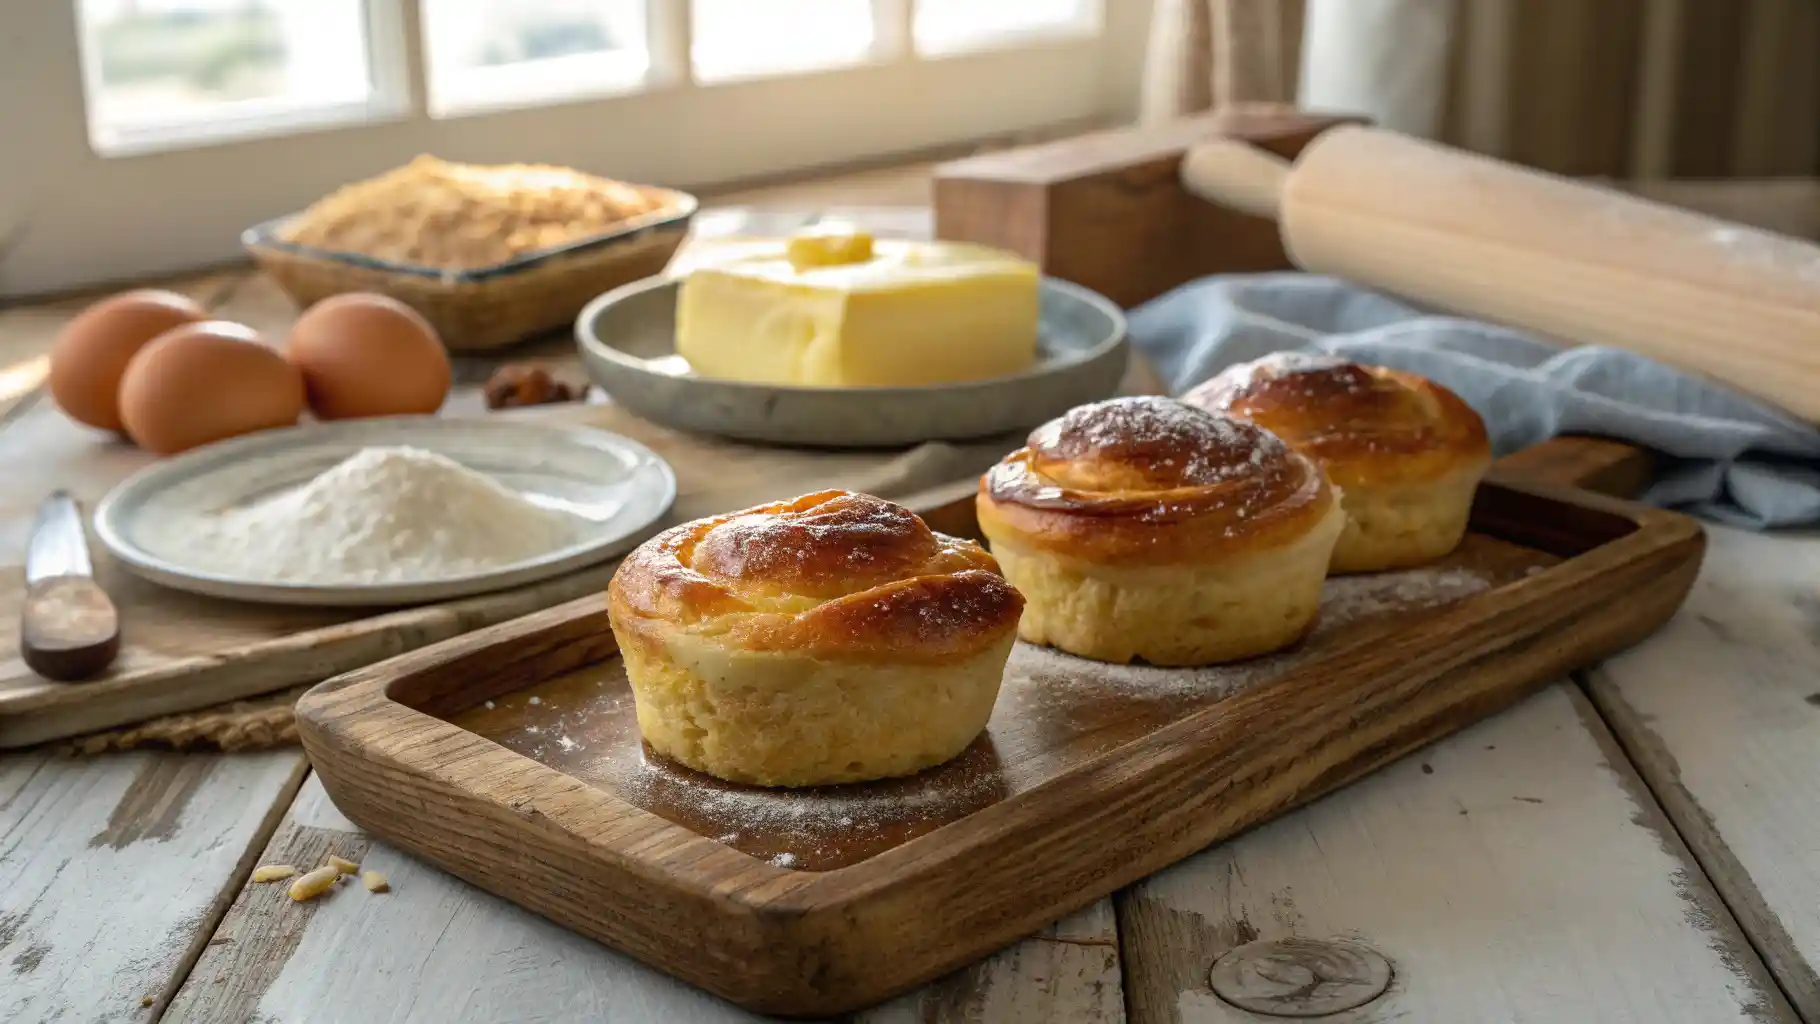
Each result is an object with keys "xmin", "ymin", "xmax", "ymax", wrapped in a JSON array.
[
  {"xmin": 286, "ymin": 294, "xmax": 451, "ymax": 420},
  {"xmin": 49, "ymin": 289, "xmax": 208, "ymax": 432},
  {"xmin": 119, "ymin": 322, "xmax": 306, "ymax": 455}
]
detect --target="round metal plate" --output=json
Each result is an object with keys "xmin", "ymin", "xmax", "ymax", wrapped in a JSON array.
[{"xmin": 1209, "ymin": 938, "xmax": 1393, "ymax": 1018}]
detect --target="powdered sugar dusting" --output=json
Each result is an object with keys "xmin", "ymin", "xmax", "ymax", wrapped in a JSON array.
[
  {"xmin": 617, "ymin": 739, "xmax": 1007, "ymax": 870},
  {"xmin": 688, "ymin": 490, "xmax": 931, "ymax": 592},
  {"xmin": 1031, "ymin": 395, "xmax": 1288, "ymax": 490},
  {"xmin": 1323, "ymin": 566, "xmax": 1489, "ymax": 619},
  {"xmin": 1040, "ymin": 395, "xmax": 1283, "ymax": 457},
  {"xmin": 1206, "ymin": 350, "xmax": 1354, "ymax": 397},
  {"xmin": 1008, "ymin": 566, "xmax": 1491, "ymax": 701},
  {"xmin": 1186, "ymin": 352, "xmax": 1379, "ymax": 414},
  {"xmin": 454, "ymin": 555, "xmax": 1522, "ymax": 874},
  {"xmin": 1706, "ymin": 225, "xmax": 1820, "ymax": 283}
]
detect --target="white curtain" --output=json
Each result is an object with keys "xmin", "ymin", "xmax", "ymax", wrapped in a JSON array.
[{"xmin": 1297, "ymin": 0, "xmax": 1453, "ymax": 138}]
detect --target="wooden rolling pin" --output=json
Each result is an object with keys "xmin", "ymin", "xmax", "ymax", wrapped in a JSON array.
[{"xmin": 1179, "ymin": 125, "xmax": 1820, "ymax": 422}]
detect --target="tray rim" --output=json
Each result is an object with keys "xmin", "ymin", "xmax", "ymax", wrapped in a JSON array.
[{"xmin": 296, "ymin": 471, "xmax": 1705, "ymax": 1015}]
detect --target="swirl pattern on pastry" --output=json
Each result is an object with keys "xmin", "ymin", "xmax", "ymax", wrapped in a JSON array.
[
  {"xmin": 980, "ymin": 395, "xmax": 1338, "ymax": 565},
  {"xmin": 610, "ymin": 489, "xmax": 1022, "ymax": 662},
  {"xmin": 1181, "ymin": 352, "xmax": 1490, "ymax": 489}
]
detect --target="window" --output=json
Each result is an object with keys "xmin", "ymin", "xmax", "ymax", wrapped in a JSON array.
[
  {"xmin": 76, "ymin": 0, "xmax": 391, "ymax": 152},
  {"xmin": 690, "ymin": 0, "xmax": 878, "ymax": 83},
  {"xmin": 9, "ymin": 0, "xmax": 1136, "ymax": 297},
  {"xmin": 421, "ymin": 0, "xmax": 649, "ymax": 116},
  {"xmin": 914, "ymin": 0, "xmax": 1100, "ymax": 55}
]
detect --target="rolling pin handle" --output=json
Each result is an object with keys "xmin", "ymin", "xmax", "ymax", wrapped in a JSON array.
[{"xmin": 1180, "ymin": 140, "xmax": 1292, "ymax": 221}]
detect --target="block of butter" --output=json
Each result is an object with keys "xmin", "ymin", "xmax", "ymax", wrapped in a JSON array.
[{"xmin": 675, "ymin": 229, "xmax": 1039, "ymax": 387}]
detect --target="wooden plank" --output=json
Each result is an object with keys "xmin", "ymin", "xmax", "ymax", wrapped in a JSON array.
[
  {"xmin": 864, "ymin": 900, "xmax": 1124, "ymax": 1024},
  {"xmin": 167, "ymin": 774, "xmax": 1124, "ymax": 1023},
  {"xmin": 0, "ymin": 749, "xmax": 305, "ymax": 1021},
  {"xmin": 1116, "ymin": 682, "xmax": 1795, "ymax": 1023},
  {"xmin": 1586, "ymin": 526, "xmax": 1820, "ymax": 1019}
]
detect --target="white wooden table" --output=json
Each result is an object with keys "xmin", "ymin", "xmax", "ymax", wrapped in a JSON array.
[{"xmin": 4, "ymin": 198, "xmax": 1820, "ymax": 1023}]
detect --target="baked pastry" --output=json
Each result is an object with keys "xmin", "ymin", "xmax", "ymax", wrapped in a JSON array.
[
  {"xmin": 606, "ymin": 489, "xmax": 1023, "ymax": 787},
  {"xmin": 976, "ymin": 396, "xmax": 1344, "ymax": 666},
  {"xmin": 1183, "ymin": 353, "xmax": 1492, "ymax": 573}
]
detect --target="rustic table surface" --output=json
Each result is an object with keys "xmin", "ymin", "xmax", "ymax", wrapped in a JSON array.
[{"xmin": 3, "ymin": 179, "xmax": 1819, "ymax": 1024}]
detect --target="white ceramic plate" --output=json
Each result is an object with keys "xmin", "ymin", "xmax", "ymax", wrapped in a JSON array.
[{"xmin": 94, "ymin": 418, "xmax": 676, "ymax": 608}]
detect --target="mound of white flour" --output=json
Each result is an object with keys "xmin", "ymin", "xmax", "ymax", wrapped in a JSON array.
[{"xmin": 179, "ymin": 446, "xmax": 581, "ymax": 584}]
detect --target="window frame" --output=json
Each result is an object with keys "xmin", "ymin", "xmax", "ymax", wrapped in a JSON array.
[
  {"xmin": 75, "ymin": 0, "xmax": 416, "ymax": 157},
  {"xmin": 2, "ymin": 0, "xmax": 1149, "ymax": 298}
]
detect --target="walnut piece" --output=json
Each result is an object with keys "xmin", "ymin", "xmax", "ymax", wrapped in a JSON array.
[{"xmin": 485, "ymin": 364, "xmax": 580, "ymax": 410}]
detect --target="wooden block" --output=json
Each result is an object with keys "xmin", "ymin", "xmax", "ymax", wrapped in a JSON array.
[{"xmin": 933, "ymin": 108, "xmax": 1362, "ymax": 308}]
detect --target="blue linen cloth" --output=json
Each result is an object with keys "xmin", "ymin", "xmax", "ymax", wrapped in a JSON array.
[{"xmin": 1128, "ymin": 273, "xmax": 1820, "ymax": 529}]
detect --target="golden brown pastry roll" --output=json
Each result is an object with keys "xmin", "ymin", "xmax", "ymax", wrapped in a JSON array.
[
  {"xmin": 1183, "ymin": 353, "xmax": 1492, "ymax": 573},
  {"xmin": 976, "ymin": 396, "xmax": 1344, "ymax": 666},
  {"xmin": 607, "ymin": 489, "xmax": 1022, "ymax": 787}
]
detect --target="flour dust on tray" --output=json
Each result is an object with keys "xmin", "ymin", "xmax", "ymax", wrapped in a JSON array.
[{"xmin": 176, "ymin": 445, "xmax": 581, "ymax": 584}]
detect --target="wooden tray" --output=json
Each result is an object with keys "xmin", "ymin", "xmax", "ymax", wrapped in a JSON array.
[{"xmin": 296, "ymin": 455, "xmax": 1703, "ymax": 1017}]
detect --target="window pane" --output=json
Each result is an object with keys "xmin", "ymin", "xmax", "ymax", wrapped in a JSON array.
[
  {"xmin": 691, "ymin": 0, "xmax": 875, "ymax": 83},
  {"xmin": 79, "ymin": 0, "xmax": 372, "ymax": 136},
  {"xmin": 422, "ymin": 0, "xmax": 648, "ymax": 116},
  {"xmin": 914, "ymin": 0, "xmax": 1098, "ymax": 54}
]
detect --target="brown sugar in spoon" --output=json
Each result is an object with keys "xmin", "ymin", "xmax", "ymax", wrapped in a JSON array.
[{"xmin": 20, "ymin": 491, "xmax": 120, "ymax": 681}]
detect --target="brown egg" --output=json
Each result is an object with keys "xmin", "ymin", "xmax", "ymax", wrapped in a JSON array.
[
  {"xmin": 49, "ymin": 289, "xmax": 208, "ymax": 432},
  {"xmin": 286, "ymin": 294, "xmax": 451, "ymax": 420},
  {"xmin": 119, "ymin": 322, "xmax": 306, "ymax": 455}
]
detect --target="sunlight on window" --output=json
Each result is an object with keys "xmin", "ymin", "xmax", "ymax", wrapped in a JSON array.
[
  {"xmin": 690, "ymin": 0, "xmax": 875, "ymax": 84},
  {"xmin": 422, "ymin": 0, "xmax": 648, "ymax": 116},
  {"xmin": 78, "ymin": 0, "xmax": 372, "ymax": 141},
  {"xmin": 914, "ymin": 0, "xmax": 1099, "ymax": 55}
]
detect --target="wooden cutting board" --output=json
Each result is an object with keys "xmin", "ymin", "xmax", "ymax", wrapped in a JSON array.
[{"xmin": 295, "ymin": 454, "xmax": 1703, "ymax": 1017}]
